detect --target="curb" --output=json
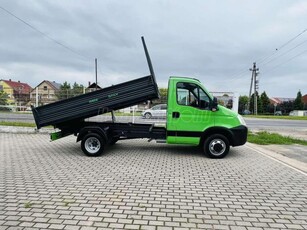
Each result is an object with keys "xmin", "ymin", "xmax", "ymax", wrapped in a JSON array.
[
  {"xmin": 0, "ymin": 125, "xmax": 53, "ymax": 134},
  {"xmin": 246, "ymin": 142, "xmax": 307, "ymax": 175}
]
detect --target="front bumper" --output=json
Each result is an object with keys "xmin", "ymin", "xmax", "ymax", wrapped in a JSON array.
[{"xmin": 230, "ymin": 125, "xmax": 248, "ymax": 146}]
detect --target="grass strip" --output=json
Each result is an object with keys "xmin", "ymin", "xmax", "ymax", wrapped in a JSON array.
[
  {"xmin": 248, "ymin": 131, "xmax": 307, "ymax": 146},
  {"xmin": 245, "ymin": 115, "xmax": 307, "ymax": 121},
  {"xmin": 0, "ymin": 121, "xmax": 36, "ymax": 127}
]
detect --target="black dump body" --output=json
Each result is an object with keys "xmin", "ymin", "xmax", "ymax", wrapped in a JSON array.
[{"xmin": 32, "ymin": 75, "xmax": 159, "ymax": 129}]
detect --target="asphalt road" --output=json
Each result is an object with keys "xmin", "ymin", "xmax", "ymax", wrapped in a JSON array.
[
  {"xmin": 245, "ymin": 117, "xmax": 307, "ymax": 129},
  {"xmin": 1, "ymin": 112, "xmax": 306, "ymax": 131}
]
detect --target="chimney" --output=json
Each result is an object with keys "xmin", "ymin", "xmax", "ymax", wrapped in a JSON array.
[
  {"xmin": 18, "ymin": 80, "xmax": 20, "ymax": 83},
  {"xmin": 9, "ymin": 79, "xmax": 11, "ymax": 81},
  {"xmin": 88, "ymin": 81, "xmax": 91, "ymax": 87}
]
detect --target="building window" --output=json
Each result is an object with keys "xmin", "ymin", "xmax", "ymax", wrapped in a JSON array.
[{"xmin": 43, "ymin": 86, "xmax": 48, "ymax": 91}]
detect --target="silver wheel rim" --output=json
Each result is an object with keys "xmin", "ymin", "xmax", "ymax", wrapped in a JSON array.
[
  {"xmin": 145, "ymin": 113, "xmax": 151, "ymax": 119},
  {"xmin": 209, "ymin": 139, "xmax": 226, "ymax": 156},
  {"xmin": 85, "ymin": 137, "xmax": 100, "ymax": 154}
]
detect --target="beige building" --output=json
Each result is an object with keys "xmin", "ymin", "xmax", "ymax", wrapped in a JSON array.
[{"xmin": 30, "ymin": 80, "xmax": 60, "ymax": 106}]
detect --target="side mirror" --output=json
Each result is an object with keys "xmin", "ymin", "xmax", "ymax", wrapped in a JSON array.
[{"xmin": 211, "ymin": 97, "xmax": 218, "ymax": 111}]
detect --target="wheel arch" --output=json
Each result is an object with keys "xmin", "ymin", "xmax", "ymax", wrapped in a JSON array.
[
  {"xmin": 200, "ymin": 126, "xmax": 234, "ymax": 146},
  {"xmin": 77, "ymin": 126, "xmax": 108, "ymax": 143},
  {"xmin": 144, "ymin": 112, "xmax": 152, "ymax": 118}
]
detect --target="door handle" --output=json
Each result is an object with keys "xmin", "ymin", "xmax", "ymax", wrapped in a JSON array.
[{"xmin": 172, "ymin": 112, "xmax": 180, "ymax": 118}]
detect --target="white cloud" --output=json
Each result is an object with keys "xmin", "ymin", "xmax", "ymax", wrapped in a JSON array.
[
  {"xmin": 0, "ymin": 0, "xmax": 306, "ymax": 98},
  {"xmin": 287, "ymin": 1, "xmax": 307, "ymax": 17}
]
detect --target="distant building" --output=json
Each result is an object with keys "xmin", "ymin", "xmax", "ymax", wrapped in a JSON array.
[
  {"xmin": 269, "ymin": 97, "xmax": 295, "ymax": 105},
  {"xmin": 86, "ymin": 82, "xmax": 101, "ymax": 93},
  {"xmin": 0, "ymin": 79, "xmax": 32, "ymax": 105},
  {"xmin": 30, "ymin": 80, "xmax": 61, "ymax": 106},
  {"xmin": 210, "ymin": 92, "xmax": 239, "ymax": 112},
  {"xmin": 302, "ymin": 94, "xmax": 307, "ymax": 108}
]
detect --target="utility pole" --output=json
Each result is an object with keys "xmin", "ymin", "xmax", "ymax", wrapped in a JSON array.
[
  {"xmin": 248, "ymin": 62, "xmax": 259, "ymax": 115},
  {"xmin": 254, "ymin": 69, "xmax": 259, "ymax": 115},
  {"xmin": 95, "ymin": 58, "xmax": 98, "ymax": 91},
  {"xmin": 247, "ymin": 65, "xmax": 254, "ymax": 111}
]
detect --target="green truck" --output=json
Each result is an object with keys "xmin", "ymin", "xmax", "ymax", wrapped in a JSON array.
[
  {"xmin": 164, "ymin": 76, "xmax": 247, "ymax": 158},
  {"xmin": 32, "ymin": 37, "xmax": 247, "ymax": 158}
]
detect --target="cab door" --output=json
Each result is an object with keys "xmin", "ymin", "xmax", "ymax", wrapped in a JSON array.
[{"xmin": 167, "ymin": 81, "xmax": 215, "ymax": 145}]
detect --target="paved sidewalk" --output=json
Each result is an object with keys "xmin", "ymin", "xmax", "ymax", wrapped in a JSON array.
[
  {"xmin": 0, "ymin": 133, "xmax": 307, "ymax": 230},
  {"xmin": 246, "ymin": 143, "xmax": 307, "ymax": 174},
  {"xmin": 2, "ymin": 125, "xmax": 306, "ymax": 173}
]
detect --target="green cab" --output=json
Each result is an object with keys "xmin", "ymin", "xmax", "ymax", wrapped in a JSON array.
[{"xmin": 166, "ymin": 76, "xmax": 247, "ymax": 158}]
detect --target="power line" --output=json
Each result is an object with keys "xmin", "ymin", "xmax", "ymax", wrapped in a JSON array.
[
  {"xmin": 276, "ymin": 28, "xmax": 307, "ymax": 50},
  {"xmin": 263, "ymin": 48, "xmax": 307, "ymax": 75},
  {"xmin": 0, "ymin": 5, "xmax": 91, "ymax": 61},
  {"xmin": 261, "ymin": 37, "xmax": 307, "ymax": 67},
  {"xmin": 221, "ymin": 28, "xmax": 307, "ymax": 88},
  {"xmin": 257, "ymin": 28, "xmax": 307, "ymax": 64}
]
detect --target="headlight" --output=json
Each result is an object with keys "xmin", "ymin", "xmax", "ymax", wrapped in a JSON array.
[{"xmin": 238, "ymin": 115, "xmax": 246, "ymax": 126}]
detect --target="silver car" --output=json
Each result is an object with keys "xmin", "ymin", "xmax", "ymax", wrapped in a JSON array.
[{"xmin": 142, "ymin": 104, "xmax": 167, "ymax": 119}]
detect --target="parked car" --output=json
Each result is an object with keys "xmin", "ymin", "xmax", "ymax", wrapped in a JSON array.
[
  {"xmin": 142, "ymin": 104, "xmax": 167, "ymax": 119},
  {"xmin": 274, "ymin": 111, "xmax": 282, "ymax": 116},
  {"xmin": 242, "ymin": 110, "xmax": 251, "ymax": 115}
]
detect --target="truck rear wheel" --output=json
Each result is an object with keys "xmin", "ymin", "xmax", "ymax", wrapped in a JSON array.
[
  {"xmin": 109, "ymin": 138, "xmax": 119, "ymax": 145},
  {"xmin": 204, "ymin": 134, "xmax": 230, "ymax": 158},
  {"xmin": 81, "ymin": 133, "xmax": 105, "ymax": 157}
]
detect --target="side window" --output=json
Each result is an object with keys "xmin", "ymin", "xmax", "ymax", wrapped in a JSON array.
[
  {"xmin": 198, "ymin": 88, "xmax": 210, "ymax": 109},
  {"xmin": 177, "ymin": 82, "xmax": 195, "ymax": 106},
  {"xmin": 176, "ymin": 82, "xmax": 210, "ymax": 109},
  {"xmin": 161, "ymin": 105, "xmax": 167, "ymax": 110}
]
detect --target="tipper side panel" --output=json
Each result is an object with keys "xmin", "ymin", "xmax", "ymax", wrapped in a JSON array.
[{"xmin": 32, "ymin": 75, "xmax": 159, "ymax": 129}]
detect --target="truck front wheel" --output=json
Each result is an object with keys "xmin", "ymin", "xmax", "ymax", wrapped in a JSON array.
[
  {"xmin": 204, "ymin": 134, "xmax": 230, "ymax": 158},
  {"xmin": 81, "ymin": 133, "xmax": 105, "ymax": 157}
]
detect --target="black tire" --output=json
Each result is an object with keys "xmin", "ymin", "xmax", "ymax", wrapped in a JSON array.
[
  {"xmin": 144, "ymin": 113, "xmax": 152, "ymax": 119},
  {"xmin": 109, "ymin": 138, "xmax": 119, "ymax": 145},
  {"xmin": 81, "ymin": 133, "xmax": 105, "ymax": 157},
  {"xmin": 203, "ymin": 134, "xmax": 230, "ymax": 158}
]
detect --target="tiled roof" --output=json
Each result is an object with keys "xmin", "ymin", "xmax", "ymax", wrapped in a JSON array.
[
  {"xmin": 47, "ymin": 81, "xmax": 61, "ymax": 90},
  {"xmin": 2, "ymin": 79, "xmax": 32, "ymax": 94},
  {"xmin": 270, "ymin": 97, "xmax": 295, "ymax": 104}
]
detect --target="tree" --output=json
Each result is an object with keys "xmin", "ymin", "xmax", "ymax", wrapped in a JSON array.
[
  {"xmin": 293, "ymin": 90, "xmax": 303, "ymax": 110},
  {"xmin": 239, "ymin": 95, "xmax": 249, "ymax": 113},
  {"xmin": 280, "ymin": 101, "xmax": 294, "ymax": 114},
  {"xmin": 0, "ymin": 90, "xmax": 8, "ymax": 105},
  {"xmin": 153, "ymin": 88, "xmax": 168, "ymax": 104},
  {"xmin": 260, "ymin": 91, "xmax": 270, "ymax": 114},
  {"xmin": 56, "ymin": 82, "xmax": 72, "ymax": 100},
  {"xmin": 72, "ymin": 82, "xmax": 84, "ymax": 97},
  {"xmin": 159, "ymin": 88, "xmax": 167, "ymax": 99}
]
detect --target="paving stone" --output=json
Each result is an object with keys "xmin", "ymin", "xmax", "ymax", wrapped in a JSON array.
[
  {"xmin": 64, "ymin": 226, "xmax": 81, "ymax": 230},
  {"xmin": 0, "ymin": 134, "xmax": 307, "ymax": 230}
]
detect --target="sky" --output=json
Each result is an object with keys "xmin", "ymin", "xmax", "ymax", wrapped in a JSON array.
[{"xmin": 0, "ymin": 0, "xmax": 307, "ymax": 98}]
